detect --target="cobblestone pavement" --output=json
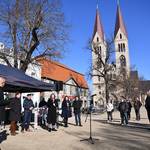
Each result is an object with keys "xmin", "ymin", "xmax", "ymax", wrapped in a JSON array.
[{"xmin": 0, "ymin": 106, "xmax": 150, "ymax": 150}]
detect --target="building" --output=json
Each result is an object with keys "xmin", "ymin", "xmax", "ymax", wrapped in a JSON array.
[
  {"xmin": 92, "ymin": 3, "xmax": 130, "ymax": 105},
  {"xmin": 38, "ymin": 58, "xmax": 89, "ymax": 107}
]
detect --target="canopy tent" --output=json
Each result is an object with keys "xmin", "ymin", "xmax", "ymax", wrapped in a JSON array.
[{"xmin": 0, "ymin": 64, "xmax": 55, "ymax": 92}]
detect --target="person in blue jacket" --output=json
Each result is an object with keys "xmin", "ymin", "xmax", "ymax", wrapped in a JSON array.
[{"xmin": 21, "ymin": 94, "xmax": 34, "ymax": 132}]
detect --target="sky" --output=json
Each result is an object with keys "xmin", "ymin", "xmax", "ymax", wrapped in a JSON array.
[{"xmin": 60, "ymin": 0, "xmax": 150, "ymax": 81}]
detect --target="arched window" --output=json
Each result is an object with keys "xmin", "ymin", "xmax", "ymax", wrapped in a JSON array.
[
  {"xmin": 123, "ymin": 43, "xmax": 125, "ymax": 52},
  {"xmin": 120, "ymin": 34, "xmax": 122, "ymax": 39},
  {"xmin": 120, "ymin": 55, "xmax": 126, "ymax": 67},
  {"xmin": 99, "ymin": 46, "xmax": 101, "ymax": 55},
  {"xmin": 97, "ymin": 37, "xmax": 99, "ymax": 42},
  {"xmin": 118, "ymin": 44, "xmax": 120, "ymax": 52},
  {"xmin": 121, "ymin": 44, "xmax": 123, "ymax": 52}
]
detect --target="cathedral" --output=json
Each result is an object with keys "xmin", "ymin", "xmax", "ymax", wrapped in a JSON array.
[{"xmin": 92, "ymin": 3, "xmax": 130, "ymax": 106}]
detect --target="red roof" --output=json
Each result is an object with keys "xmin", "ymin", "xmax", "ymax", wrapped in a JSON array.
[
  {"xmin": 92, "ymin": 8, "xmax": 104, "ymax": 41},
  {"xmin": 114, "ymin": 4, "xmax": 127, "ymax": 38},
  {"xmin": 37, "ymin": 58, "xmax": 88, "ymax": 89}
]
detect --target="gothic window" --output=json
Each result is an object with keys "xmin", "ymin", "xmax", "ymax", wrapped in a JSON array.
[
  {"xmin": 99, "ymin": 46, "xmax": 101, "ymax": 55},
  {"xmin": 123, "ymin": 43, "xmax": 125, "ymax": 52},
  {"xmin": 121, "ymin": 44, "xmax": 123, "ymax": 52},
  {"xmin": 97, "ymin": 37, "xmax": 99, "ymax": 42},
  {"xmin": 118, "ymin": 44, "xmax": 120, "ymax": 52},
  {"xmin": 120, "ymin": 34, "xmax": 122, "ymax": 39},
  {"xmin": 120, "ymin": 55, "xmax": 126, "ymax": 67}
]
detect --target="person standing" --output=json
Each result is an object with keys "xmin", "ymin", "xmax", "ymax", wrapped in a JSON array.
[
  {"xmin": 118, "ymin": 97, "xmax": 129, "ymax": 125},
  {"xmin": 134, "ymin": 97, "xmax": 142, "ymax": 121},
  {"xmin": 47, "ymin": 94, "xmax": 58, "ymax": 132},
  {"xmin": 0, "ymin": 76, "xmax": 10, "ymax": 130},
  {"xmin": 127, "ymin": 99, "xmax": 132, "ymax": 120},
  {"xmin": 62, "ymin": 96, "xmax": 72, "ymax": 127},
  {"xmin": 106, "ymin": 100, "xmax": 114, "ymax": 122},
  {"xmin": 72, "ymin": 96, "xmax": 82, "ymax": 126},
  {"xmin": 39, "ymin": 97, "xmax": 48, "ymax": 127},
  {"xmin": 9, "ymin": 92, "xmax": 21, "ymax": 136},
  {"xmin": 21, "ymin": 94, "xmax": 34, "ymax": 132},
  {"xmin": 145, "ymin": 92, "xmax": 150, "ymax": 123}
]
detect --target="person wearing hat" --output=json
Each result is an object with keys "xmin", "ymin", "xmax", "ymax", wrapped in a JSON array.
[{"xmin": 21, "ymin": 94, "xmax": 34, "ymax": 132}]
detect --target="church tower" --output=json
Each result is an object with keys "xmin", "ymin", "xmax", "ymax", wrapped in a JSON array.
[
  {"xmin": 114, "ymin": 2, "xmax": 130, "ymax": 74},
  {"xmin": 92, "ymin": 6, "xmax": 106, "ymax": 105}
]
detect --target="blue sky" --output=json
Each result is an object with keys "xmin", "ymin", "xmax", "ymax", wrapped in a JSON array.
[{"xmin": 60, "ymin": 0, "xmax": 150, "ymax": 81}]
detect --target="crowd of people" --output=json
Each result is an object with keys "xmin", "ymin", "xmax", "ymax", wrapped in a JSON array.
[
  {"xmin": 0, "ymin": 76, "xmax": 83, "ymax": 136},
  {"xmin": 106, "ymin": 94, "xmax": 150, "ymax": 125},
  {"xmin": 1, "ymin": 75, "xmax": 150, "ymax": 137}
]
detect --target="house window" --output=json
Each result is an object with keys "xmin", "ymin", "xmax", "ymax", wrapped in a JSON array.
[{"xmin": 63, "ymin": 85, "xmax": 66, "ymax": 94}]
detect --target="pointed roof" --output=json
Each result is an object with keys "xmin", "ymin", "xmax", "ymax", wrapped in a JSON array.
[
  {"xmin": 92, "ymin": 7, "xmax": 104, "ymax": 41},
  {"xmin": 114, "ymin": 3, "xmax": 127, "ymax": 38}
]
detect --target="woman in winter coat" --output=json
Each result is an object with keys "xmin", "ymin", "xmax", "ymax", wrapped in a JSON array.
[
  {"xmin": 9, "ymin": 92, "xmax": 21, "ymax": 135},
  {"xmin": 47, "ymin": 93, "xmax": 58, "ymax": 132},
  {"xmin": 62, "ymin": 96, "xmax": 72, "ymax": 127}
]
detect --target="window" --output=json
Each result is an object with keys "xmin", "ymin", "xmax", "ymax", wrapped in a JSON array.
[
  {"xmin": 118, "ymin": 44, "xmax": 120, "ymax": 52},
  {"xmin": 63, "ymin": 85, "xmax": 66, "ymax": 94},
  {"xmin": 121, "ymin": 44, "xmax": 123, "ymax": 52},
  {"xmin": 97, "ymin": 37, "xmax": 99, "ymax": 42},
  {"xmin": 120, "ymin": 34, "xmax": 122, "ymax": 39},
  {"xmin": 120, "ymin": 55, "xmax": 126, "ymax": 67},
  {"xmin": 123, "ymin": 43, "xmax": 125, "ymax": 52},
  {"xmin": 99, "ymin": 46, "xmax": 101, "ymax": 55}
]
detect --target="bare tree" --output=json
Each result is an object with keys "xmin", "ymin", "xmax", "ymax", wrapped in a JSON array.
[
  {"xmin": 116, "ymin": 68, "xmax": 139, "ymax": 101},
  {"xmin": 89, "ymin": 38, "xmax": 116, "ymax": 103},
  {"xmin": 0, "ymin": 0, "xmax": 69, "ymax": 71}
]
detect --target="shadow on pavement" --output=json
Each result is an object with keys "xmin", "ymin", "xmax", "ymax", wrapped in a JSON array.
[
  {"xmin": 0, "ymin": 130, "xmax": 9, "ymax": 144},
  {"xmin": 93, "ymin": 119, "xmax": 150, "ymax": 131}
]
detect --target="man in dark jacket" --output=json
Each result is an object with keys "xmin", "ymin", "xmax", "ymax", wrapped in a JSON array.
[
  {"xmin": 145, "ymin": 92, "xmax": 150, "ymax": 123},
  {"xmin": 0, "ymin": 77, "xmax": 10, "ymax": 129},
  {"xmin": 134, "ymin": 97, "xmax": 142, "ymax": 121},
  {"xmin": 21, "ymin": 94, "xmax": 34, "ymax": 132},
  {"xmin": 72, "ymin": 96, "xmax": 83, "ymax": 126},
  {"xmin": 118, "ymin": 98, "xmax": 129, "ymax": 125}
]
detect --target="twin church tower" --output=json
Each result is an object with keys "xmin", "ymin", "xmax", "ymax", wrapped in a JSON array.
[{"xmin": 92, "ymin": 2, "xmax": 130, "ymax": 105}]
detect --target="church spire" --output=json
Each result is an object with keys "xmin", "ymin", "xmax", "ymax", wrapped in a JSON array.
[
  {"xmin": 92, "ymin": 5, "xmax": 104, "ymax": 41},
  {"xmin": 114, "ymin": 2, "xmax": 127, "ymax": 38}
]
